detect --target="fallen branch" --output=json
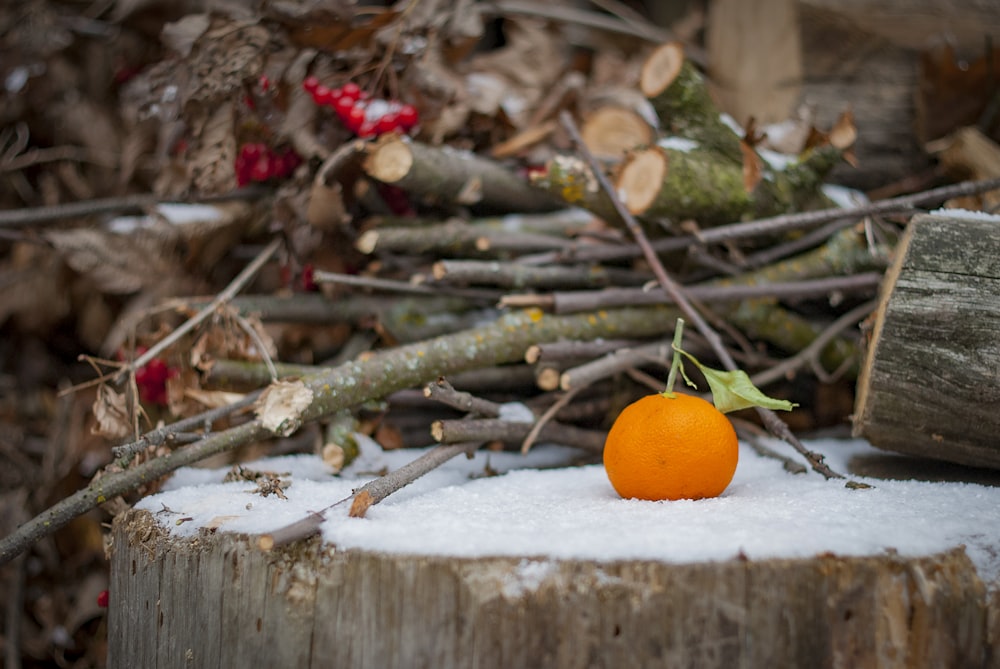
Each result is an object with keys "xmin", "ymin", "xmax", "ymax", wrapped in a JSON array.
[
  {"xmin": 639, "ymin": 41, "xmax": 743, "ymax": 162},
  {"xmin": 363, "ymin": 134, "xmax": 561, "ymax": 213},
  {"xmin": 0, "ymin": 304, "xmax": 687, "ymax": 565},
  {"xmin": 520, "ymin": 175, "xmax": 1000, "ymax": 266},
  {"xmin": 506, "ymin": 273, "xmax": 882, "ymax": 313},
  {"xmin": 0, "ymin": 186, "xmax": 268, "ymax": 228},
  {"xmin": 356, "ymin": 217, "xmax": 573, "ymax": 256},
  {"xmin": 431, "ymin": 418, "xmax": 606, "ymax": 453},
  {"xmin": 431, "ymin": 259, "xmax": 649, "ymax": 290}
]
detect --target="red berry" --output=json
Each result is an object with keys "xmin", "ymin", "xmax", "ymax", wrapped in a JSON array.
[
  {"xmin": 275, "ymin": 151, "xmax": 301, "ymax": 178},
  {"xmin": 397, "ymin": 104, "xmax": 418, "ymax": 129},
  {"xmin": 135, "ymin": 356, "xmax": 175, "ymax": 406},
  {"xmin": 334, "ymin": 96, "xmax": 355, "ymax": 120},
  {"xmin": 144, "ymin": 358, "xmax": 169, "ymax": 383},
  {"xmin": 375, "ymin": 113, "xmax": 399, "ymax": 135},
  {"xmin": 300, "ymin": 264, "xmax": 317, "ymax": 292},
  {"xmin": 250, "ymin": 155, "xmax": 273, "ymax": 182},
  {"xmin": 341, "ymin": 82, "xmax": 361, "ymax": 100},
  {"xmin": 313, "ymin": 85, "xmax": 334, "ymax": 106},
  {"xmin": 240, "ymin": 143, "xmax": 264, "ymax": 162},
  {"xmin": 357, "ymin": 120, "xmax": 378, "ymax": 138},
  {"xmin": 345, "ymin": 106, "xmax": 365, "ymax": 132},
  {"xmin": 259, "ymin": 75, "xmax": 271, "ymax": 92},
  {"xmin": 97, "ymin": 590, "xmax": 109, "ymax": 608},
  {"xmin": 303, "ymin": 75, "xmax": 320, "ymax": 93}
]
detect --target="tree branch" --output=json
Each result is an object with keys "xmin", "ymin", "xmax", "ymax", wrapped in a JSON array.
[{"xmin": 0, "ymin": 303, "xmax": 688, "ymax": 565}]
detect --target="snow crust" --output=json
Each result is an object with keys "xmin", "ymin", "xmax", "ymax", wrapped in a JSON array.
[{"xmin": 136, "ymin": 438, "xmax": 1000, "ymax": 583}]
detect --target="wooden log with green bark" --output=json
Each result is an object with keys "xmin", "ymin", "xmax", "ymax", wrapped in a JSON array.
[
  {"xmin": 639, "ymin": 41, "xmax": 744, "ymax": 163},
  {"xmin": 363, "ymin": 135, "xmax": 561, "ymax": 214},
  {"xmin": 614, "ymin": 143, "xmax": 844, "ymax": 225}
]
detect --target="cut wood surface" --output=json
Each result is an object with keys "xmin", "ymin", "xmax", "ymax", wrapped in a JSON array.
[
  {"xmin": 109, "ymin": 509, "xmax": 994, "ymax": 669},
  {"xmin": 580, "ymin": 106, "xmax": 653, "ymax": 160},
  {"xmin": 854, "ymin": 212, "xmax": 1000, "ymax": 469}
]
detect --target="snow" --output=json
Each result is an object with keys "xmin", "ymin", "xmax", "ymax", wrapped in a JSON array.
[
  {"xmin": 928, "ymin": 207, "xmax": 1000, "ymax": 222},
  {"xmin": 135, "ymin": 437, "xmax": 1000, "ymax": 584}
]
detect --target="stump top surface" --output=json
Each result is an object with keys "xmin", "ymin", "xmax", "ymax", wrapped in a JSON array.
[{"xmin": 134, "ymin": 437, "xmax": 1000, "ymax": 585}]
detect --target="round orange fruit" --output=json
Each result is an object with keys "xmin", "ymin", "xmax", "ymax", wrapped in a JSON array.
[{"xmin": 603, "ymin": 393, "xmax": 738, "ymax": 501}]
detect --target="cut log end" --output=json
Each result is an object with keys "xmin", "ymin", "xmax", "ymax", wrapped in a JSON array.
[
  {"xmin": 364, "ymin": 136, "xmax": 414, "ymax": 184},
  {"xmin": 640, "ymin": 41, "xmax": 686, "ymax": 98},
  {"xmin": 581, "ymin": 106, "xmax": 654, "ymax": 160},
  {"xmin": 616, "ymin": 147, "xmax": 669, "ymax": 215},
  {"xmin": 355, "ymin": 229, "xmax": 379, "ymax": 254},
  {"xmin": 535, "ymin": 366, "xmax": 561, "ymax": 391}
]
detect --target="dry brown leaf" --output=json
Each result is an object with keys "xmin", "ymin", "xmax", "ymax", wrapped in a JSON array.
[
  {"xmin": 161, "ymin": 14, "xmax": 211, "ymax": 57},
  {"xmin": 45, "ymin": 227, "xmax": 182, "ymax": 295},
  {"xmin": 188, "ymin": 102, "xmax": 238, "ymax": 194},
  {"xmin": 349, "ymin": 490, "xmax": 374, "ymax": 518},
  {"xmin": 285, "ymin": 6, "xmax": 396, "ymax": 51},
  {"xmin": 828, "ymin": 108, "xmax": 858, "ymax": 151},
  {"xmin": 306, "ymin": 178, "xmax": 349, "ymax": 230},
  {"xmin": 91, "ymin": 383, "xmax": 133, "ymax": 439},
  {"xmin": 740, "ymin": 141, "xmax": 764, "ymax": 193},
  {"xmin": 190, "ymin": 309, "xmax": 277, "ymax": 373}
]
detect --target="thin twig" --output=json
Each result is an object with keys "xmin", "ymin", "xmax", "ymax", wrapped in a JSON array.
[
  {"xmin": 507, "ymin": 273, "xmax": 883, "ymax": 314},
  {"xmin": 230, "ymin": 310, "xmax": 279, "ymax": 383},
  {"xmin": 312, "ymin": 269, "xmax": 499, "ymax": 301},
  {"xmin": 560, "ymin": 110, "xmax": 847, "ymax": 480},
  {"xmin": 117, "ymin": 238, "xmax": 282, "ymax": 383},
  {"xmin": 731, "ymin": 417, "xmax": 808, "ymax": 475},
  {"xmin": 0, "ymin": 186, "xmax": 269, "ymax": 228},
  {"xmin": 520, "ymin": 175, "xmax": 1000, "ymax": 266},
  {"xmin": 110, "ymin": 391, "xmax": 262, "ymax": 459},
  {"xmin": 432, "ymin": 417, "xmax": 606, "ymax": 452},
  {"xmin": 423, "ymin": 378, "xmax": 503, "ymax": 417},
  {"xmin": 749, "ymin": 300, "xmax": 877, "ymax": 389},
  {"xmin": 521, "ymin": 387, "xmax": 583, "ymax": 453},
  {"xmin": 560, "ymin": 341, "xmax": 673, "ymax": 391}
]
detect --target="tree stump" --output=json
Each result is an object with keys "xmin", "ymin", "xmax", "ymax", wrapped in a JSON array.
[
  {"xmin": 854, "ymin": 212, "xmax": 1000, "ymax": 469},
  {"xmin": 108, "ymin": 508, "xmax": 995, "ymax": 668}
]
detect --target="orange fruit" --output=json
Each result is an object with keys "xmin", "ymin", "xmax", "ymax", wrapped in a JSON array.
[{"xmin": 603, "ymin": 393, "xmax": 738, "ymax": 501}]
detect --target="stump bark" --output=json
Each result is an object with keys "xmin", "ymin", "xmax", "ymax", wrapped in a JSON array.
[
  {"xmin": 108, "ymin": 508, "xmax": 995, "ymax": 669},
  {"xmin": 853, "ymin": 212, "xmax": 1000, "ymax": 469}
]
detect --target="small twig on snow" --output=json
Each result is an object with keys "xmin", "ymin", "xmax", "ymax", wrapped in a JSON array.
[{"xmin": 259, "ymin": 442, "xmax": 478, "ymax": 550}]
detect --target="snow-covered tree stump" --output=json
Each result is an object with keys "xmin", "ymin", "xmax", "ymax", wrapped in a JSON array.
[
  {"xmin": 854, "ymin": 211, "xmax": 1000, "ymax": 469},
  {"xmin": 108, "ymin": 508, "xmax": 993, "ymax": 669}
]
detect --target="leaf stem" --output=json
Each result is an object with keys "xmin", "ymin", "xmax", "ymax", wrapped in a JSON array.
[{"xmin": 664, "ymin": 318, "xmax": 685, "ymax": 396}]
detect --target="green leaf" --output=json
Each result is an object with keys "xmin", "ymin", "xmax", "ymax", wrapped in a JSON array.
[{"xmin": 674, "ymin": 347, "xmax": 798, "ymax": 414}]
